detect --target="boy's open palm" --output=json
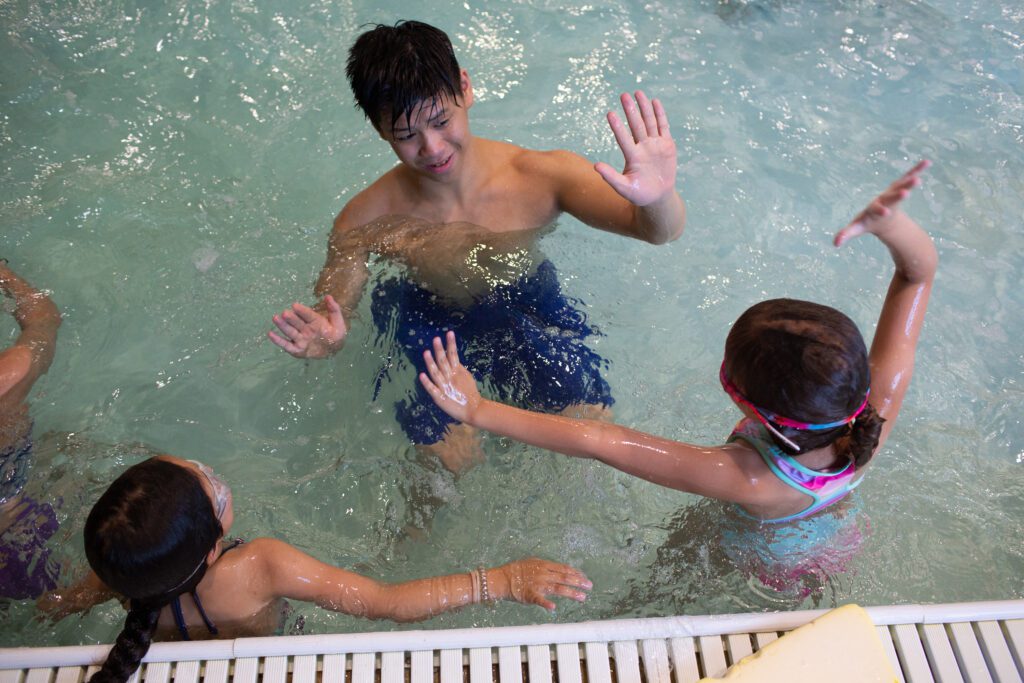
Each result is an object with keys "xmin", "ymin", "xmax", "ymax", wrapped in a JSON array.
[{"xmin": 595, "ymin": 91, "xmax": 678, "ymax": 207}]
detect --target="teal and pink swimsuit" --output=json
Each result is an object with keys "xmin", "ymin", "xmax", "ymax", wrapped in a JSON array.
[{"xmin": 728, "ymin": 419, "xmax": 862, "ymax": 523}]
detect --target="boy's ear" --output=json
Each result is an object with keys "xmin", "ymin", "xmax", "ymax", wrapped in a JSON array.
[{"xmin": 459, "ymin": 69, "xmax": 474, "ymax": 108}]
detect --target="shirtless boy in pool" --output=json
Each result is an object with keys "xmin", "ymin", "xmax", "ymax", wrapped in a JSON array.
[{"xmin": 268, "ymin": 20, "xmax": 686, "ymax": 471}]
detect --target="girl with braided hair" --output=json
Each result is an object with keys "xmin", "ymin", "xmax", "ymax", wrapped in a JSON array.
[
  {"xmin": 42, "ymin": 456, "xmax": 591, "ymax": 683},
  {"xmin": 419, "ymin": 161, "xmax": 937, "ymax": 525}
]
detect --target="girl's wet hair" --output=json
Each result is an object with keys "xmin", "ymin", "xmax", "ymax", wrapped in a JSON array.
[
  {"xmin": 85, "ymin": 458, "xmax": 222, "ymax": 683},
  {"xmin": 346, "ymin": 20, "xmax": 463, "ymax": 135},
  {"xmin": 724, "ymin": 298, "xmax": 884, "ymax": 467}
]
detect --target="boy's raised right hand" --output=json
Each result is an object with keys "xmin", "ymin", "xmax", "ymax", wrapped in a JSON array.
[{"xmin": 419, "ymin": 331, "xmax": 482, "ymax": 424}]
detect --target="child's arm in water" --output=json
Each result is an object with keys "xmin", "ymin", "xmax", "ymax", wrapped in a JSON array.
[
  {"xmin": 254, "ymin": 539, "xmax": 591, "ymax": 620},
  {"xmin": 419, "ymin": 332, "xmax": 780, "ymax": 507},
  {"xmin": 36, "ymin": 570, "xmax": 117, "ymax": 621},
  {"xmin": 832, "ymin": 160, "xmax": 937, "ymax": 453},
  {"xmin": 0, "ymin": 262, "xmax": 61, "ymax": 398}
]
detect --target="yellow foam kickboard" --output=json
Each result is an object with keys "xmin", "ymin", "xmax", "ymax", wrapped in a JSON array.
[{"xmin": 699, "ymin": 604, "xmax": 899, "ymax": 682}]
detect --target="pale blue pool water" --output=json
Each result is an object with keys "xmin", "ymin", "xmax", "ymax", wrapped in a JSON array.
[{"xmin": 1, "ymin": 0, "xmax": 1022, "ymax": 647}]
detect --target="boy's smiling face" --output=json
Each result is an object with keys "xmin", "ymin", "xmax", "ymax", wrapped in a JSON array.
[{"xmin": 377, "ymin": 70, "xmax": 474, "ymax": 181}]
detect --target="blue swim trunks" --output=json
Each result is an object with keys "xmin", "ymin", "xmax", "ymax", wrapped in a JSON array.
[{"xmin": 370, "ymin": 259, "xmax": 614, "ymax": 445}]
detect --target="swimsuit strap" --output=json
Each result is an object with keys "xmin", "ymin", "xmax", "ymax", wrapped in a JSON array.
[
  {"xmin": 190, "ymin": 590, "xmax": 219, "ymax": 636},
  {"xmin": 223, "ymin": 538, "xmax": 245, "ymax": 552},
  {"xmin": 168, "ymin": 539, "xmax": 245, "ymax": 640},
  {"xmin": 728, "ymin": 419, "xmax": 858, "ymax": 523},
  {"xmin": 170, "ymin": 596, "xmax": 191, "ymax": 641}
]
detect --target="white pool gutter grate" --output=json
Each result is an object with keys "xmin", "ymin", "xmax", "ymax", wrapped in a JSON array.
[{"xmin": 2, "ymin": 600, "xmax": 1023, "ymax": 683}]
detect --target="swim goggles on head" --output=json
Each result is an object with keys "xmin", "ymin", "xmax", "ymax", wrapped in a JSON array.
[
  {"xmin": 188, "ymin": 460, "xmax": 231, "ymax": 520},
  {"xmin": 719, "ymin": 362, "xmax": 870, "ymax": 452}
]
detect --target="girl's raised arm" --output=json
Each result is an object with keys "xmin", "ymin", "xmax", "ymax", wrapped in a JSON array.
[{"xmin": 833, "ymin": 161, "xmax": 938, "ymax": 451}]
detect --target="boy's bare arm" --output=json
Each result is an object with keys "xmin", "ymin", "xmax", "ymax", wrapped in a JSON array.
[
  {"xmin": 313, "ymin": 211, "xmax": 373, "ymax": 318},
  {"xmin": 267, "ymin": 198, "xmax": 377, "ymax": 359}
]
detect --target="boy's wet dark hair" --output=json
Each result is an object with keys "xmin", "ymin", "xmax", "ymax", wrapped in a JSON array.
[
  {"xmin": 724, "ymin": 298, "xmax": 884, "ymax": 467},
  {"xmin": 85, "ymin": 458, "xmax": 222, "ymax": 683},
  {"xmin": 346, "ymin": 20, "xmax": 464, "ymax": 135}
]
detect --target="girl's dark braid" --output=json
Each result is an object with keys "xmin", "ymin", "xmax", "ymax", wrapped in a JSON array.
[{"xmin": 88, "ymin": 602, "xmax": 161, "ymax": 683}]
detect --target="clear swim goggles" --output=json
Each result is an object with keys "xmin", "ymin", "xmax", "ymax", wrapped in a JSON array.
[{"xmin": 188, "ymin": 460, "xmax": 231, "ymax": 520}]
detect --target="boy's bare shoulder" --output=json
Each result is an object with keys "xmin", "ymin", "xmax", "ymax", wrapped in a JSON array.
[
  {"xmin": 503, "ymin": 143, "xmax": 588, "ymax": 176},
  {"xmin": 504, "ymin": 145, "xmax": 594, "ymax": 196},
  {"xmin": 332, "ymin": 168, "xmax": 405, "ymax": 232}
]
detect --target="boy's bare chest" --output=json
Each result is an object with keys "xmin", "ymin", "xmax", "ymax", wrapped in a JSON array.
[
  {"xmin": 387, "ymin": 167, "xmax": 559, "ymax": 231},
  {"xmin": 360, "ymin": 214, "xmax": 548, "ymax": 304}
]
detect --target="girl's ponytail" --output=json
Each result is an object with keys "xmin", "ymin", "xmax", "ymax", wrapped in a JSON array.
[
  {"xmin": 844, "ymin": 403, "xmax": 885, "ymax": 468},
  {"xmin": 89, "ymin": 603, "xmax": 161, "ymax": 683}
]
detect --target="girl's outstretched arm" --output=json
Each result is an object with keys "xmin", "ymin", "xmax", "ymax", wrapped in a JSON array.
[
  {"xmin": 833, "ymin": 160, "xmax": 938, "ymax": 452},
  {"xmin": 256, "ymin": 538, "xmax": 591, "ymax": 620},
  {"xmin": 419, "ymin": 333, "xmax": 772, "ymax": 505}
]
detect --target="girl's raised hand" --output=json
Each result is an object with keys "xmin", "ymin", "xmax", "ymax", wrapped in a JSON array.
[
  {"xmin": 419, "ymin": 331, "xmax": 483, "ymax": 424},
  {"xmin": 834, "ymin": 160, "xmax": 930, "ymax": 247}
]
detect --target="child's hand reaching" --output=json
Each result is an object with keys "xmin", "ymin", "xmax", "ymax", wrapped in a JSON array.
[
  {"xmin": 420, "ymin": 331, "xmax": 483, "ymax": 424},
  {"xmin": 493, "ymin": 558, "xmax": 591, "ymax": 611},
  {"xmin": 833, "ymin": 160, "xmax": 936, "ymax": 286},
  {"xmin": 834, "ymin": 160, "xmax": 930, "ymax": 247}
]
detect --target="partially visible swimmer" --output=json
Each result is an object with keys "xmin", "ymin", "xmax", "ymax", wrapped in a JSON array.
[
  {"xmin": 39, "ymin": 456, "xmax": 591, "ymax": 683},
  {"xmin": 419, "ymin": 162, "xmax": 936, "ymax": 524},
  {"xmin": 0, "ymin": 260, "xmax": 61, "ymax": 599}
]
